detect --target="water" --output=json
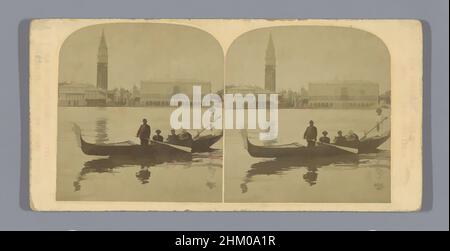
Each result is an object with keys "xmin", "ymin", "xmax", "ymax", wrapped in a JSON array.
[
  {"xmin": 224, "ymin": 109, "xmax": 390, "ymax": 203},
  {"xmin": 57, "ymin": 107, "xmax": 223, "ymax": 202},
  {"xmin": 57, "ymin": 107, "xmax": 390, "ymax": 203}
]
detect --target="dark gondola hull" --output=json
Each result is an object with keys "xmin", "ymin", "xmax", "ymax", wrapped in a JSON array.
[
  {"xmin": 79, "ymin": 132, "xmax": 222, "ymax": 157},
  {"xmin": 191, "ymin": 133, "xmax": 223, "ymax": 152},
  {"xmin": 357, "ymin": 131, "xmax": 391, "ymax": 153},
  {"xmin": 168, "ymin": 133, "xmax": 223, "ymax": 152},
  {"xmin": 247, "ymin": 140, "xmax": 352, "ymax": 159},
  {"xmin": 80, "ymin": 136, "xmax": 191, "ymax": 160}
]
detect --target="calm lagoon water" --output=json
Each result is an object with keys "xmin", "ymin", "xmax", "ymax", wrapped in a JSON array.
[
  {"xmin": 57, "ymin": 107, "xmax": 390, "ymax": 203},
  {"xmin": 57, "ymin": 107, "xmax": 223, "ymax": 202},
  {"xmin": 224, "ymin": 108, "xmax": 391, "ymax": 203}
]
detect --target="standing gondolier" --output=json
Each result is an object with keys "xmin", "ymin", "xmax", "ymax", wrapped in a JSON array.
[
  {"xmin": 303, "ymin": 120, "xmax": 318, "ymax": 147},
  {"xmin": 375, "ymin": 107, "xmax": 388, "ymax": 136},
  {"xmin": 136, "ymin": 118, "xmax": 151, "ymax": 146},
  {"xmin": 361, "ymin": 108, "xmax": 389, "ymax": 140}
]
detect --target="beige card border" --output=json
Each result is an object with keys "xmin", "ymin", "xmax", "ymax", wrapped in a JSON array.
[{"xmin": 29, "ymin": 19, "xmax": 422, "ymax": 211}]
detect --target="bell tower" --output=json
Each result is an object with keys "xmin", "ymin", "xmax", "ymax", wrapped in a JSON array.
[
  {"xmin": 97, "ymin": 30, "xmax": 108, "ymax": 90},
  {"xmin": 265, "ymin": 34, "xmax": 276, "ymax": 92}
]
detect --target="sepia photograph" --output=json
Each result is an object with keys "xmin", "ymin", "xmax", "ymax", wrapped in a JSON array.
[
  {"xmin": 56, "ymin": 23, "xmax": 224, "ymax": 202},
  {"xmin": 224, "ymin": 26, "xmax": 391, "ymax": 203},
  {"xmin": 1, "ymin": 0, "xmax": 448, "ymax": 234},
  {"xmin": 29, "ymin": 19, "xmax": 423, "ymax": 211}
]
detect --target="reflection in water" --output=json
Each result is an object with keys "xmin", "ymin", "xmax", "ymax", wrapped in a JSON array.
[
  {"xmin": 205, "ymin": 167, "xmax": 217, "ymax": 189},
  {"xmin": 74, "ymin": 151, "xmax": 222, "ymax": 191},
  {"xmin": 58, "ymin": 107, "xmax": 224, "ymax": 202},
  {"xmin": 136, "ymin": 165, "xmax": 151, "ymax": 184},
  {"xmin": 95, "ymin": 118, "xmax": 109, "ymax": 144},
  {"xmin": 365, "ymin": 151, "xmax": 389, "ymax": 191},
  {"xmin": 74, "ymin": 157, "xmax": 165, "ymax": 191},
  {"xmin": 303, "ymin": 166, "xmax": 318, "ymax": 186},
  {"xmin": 239, "ymin": 154, "xmax": 387, "ymax": 194},
  {"xmin": 192, "ymin": 151, "xmax": 223, "ymax": 190}
]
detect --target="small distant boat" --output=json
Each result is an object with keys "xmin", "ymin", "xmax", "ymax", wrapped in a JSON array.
[{"xmin": 243, "ymin": 131, "xmax": 390, "ymax": 159}]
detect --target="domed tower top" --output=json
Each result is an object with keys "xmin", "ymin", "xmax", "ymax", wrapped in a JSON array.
[
  {"xmin": 265, "ymin": 34, "xmax": 276, "ymax": 66},
  {"xmin": 97, "ymin": 30, "xmax": 108, "ymax": 63}
]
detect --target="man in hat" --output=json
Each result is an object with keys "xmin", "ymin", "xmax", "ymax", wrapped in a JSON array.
[
  {"xmin": 319, "ymin": 130, "xmax": 330, "ymax": 144},
  {"xmin": 136, "ymin": 118, "xmax": 151, "ymax": 146},
  {"xmin": 178, "ymin": 129, "xmax": 193, "ymax": 143},
  {"xmin": 167, "ymin": 129, "xmax": 178, "ymax": 144},
  {"xmin": 333, "ymin": 130, "xmax": 346, "ymax": 145},
  {"xmin": 152, "ymin": 129, "xmax": 164, "ymax": 142},
  {"xmin": 345, "ymin": 130, "xmax": 359, "ymax": 142},
  {"xmin": 303, "ymin": 120, "xmax": 318, "ymax": 147}
]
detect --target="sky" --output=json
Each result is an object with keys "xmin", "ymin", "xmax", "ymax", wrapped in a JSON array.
[
  {"xmin": 226, "ymin": 26, "xmax": 391, "ymax": 93},
  {"xmin": 59, "ymin": 24, "xmax": 391, "ymax": 94},
  {"xmin": 59, "ymin": 23, "xmax": 224, "ymax": 92}
]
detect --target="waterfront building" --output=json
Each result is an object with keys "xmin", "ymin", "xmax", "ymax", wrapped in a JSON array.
[
  {"xmin": 379, "ymin": 90, "xmax": 391, "ymax": 106},
  {"xmin": 58, "ymin": 82, "xmax": 88, "ymax": 106},
  {"xmin": 85, "ymin": 88, "xmax": 107, "ymax": 106},
  {"xmin": 58, "ymin": 82, "xmax": 106, "ymax": 106},
  {"xmin": 307, "ymin": 81, "xmax": 380, "ymax": 109},
  {"xmin": 139, "ymin": 80, "xmax": 212, "ymax": 106},
  {"xmin": 222, "ymin": 85, "xmax": 278, "ymax": 109},
  {"xmin": 224, "ymin": 85, "xmax": 275, "ymax": 96},
  {"xmin": 107, "ymin": 88, "xmax": 133, "ymax": 106},
  {"xmin": 131, "ymin": 85, "xmax": 141, "ymax": 105}
]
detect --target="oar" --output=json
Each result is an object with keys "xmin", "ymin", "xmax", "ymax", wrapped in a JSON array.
[
  {"xmin": 150, "ymin": 140, "xmax": 192, "ymax": 153},
  {"xmin": 193, "ymin": 114, "xmax": 222, "ymax": 139},
  {"xmin": 318, "ymin": 142, "xmax": 358, "ymax": 154},
  {"xmin": 360, "ymin": 117, "xmax": 388, "ymax": 140}
]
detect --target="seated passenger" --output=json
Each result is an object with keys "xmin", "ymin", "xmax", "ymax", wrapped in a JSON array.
[
  {"xmin": 178, "ymin": 129, "xmax": 193, "ymax": 141},
  {"xmin": 166, "ymin": 129, "xmax": 178, "ymax": 144},
  {"xmin": 333, "ymin": 130, "xmax": 346, "ymax": 145},
  {"xmin": 345, "ymin": 130, "xmax": 360, "ymax": 142},
  {"xmin": 319, "ymin": 131, "xmax": 330, "ymax": 144},
  {"xmin": 152, "ymin": 129, "xmax": 164, "ymax": 142}
]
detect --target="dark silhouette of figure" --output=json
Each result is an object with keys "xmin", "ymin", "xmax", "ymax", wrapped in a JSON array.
[
  {"xmin": 375, "ymin": 107, "xmax": 388, "ymax": 136},
  {"xmin": 168, "ymin": 129, "xmax": 193, "ymax": 146},
  {"xmin": 240, "ymin": 183, "xmax": 248, "ymax": 193},
  {"xmin": 152, "ymin": 129, "xmax": 163, "ymax": 142},
  {"xmin": 178, "ymin": 129, "xmax": 192, "ymax": 141},
  {"xmin": 136, "ymin": 118, "xmax": 151, "ymax": 145},
  {"xmin": 167, "ymin": 129, "xmax": 178, "ymax": 144},
  {"xmin": 303, "ymin": 120, "xmax": 318, "ymax": 147},
  {"xmin": 333, "ymin": 130, "xmax": 346, "ymax": 145},
  {"xmin": 303, "ymin": 166, "xmax": 319, "ymax": 186},
  {"xmin": 136, "ymin": 165, "xmax": 151, "ymax": 184},
  {"xmin": 319, "ymin": 131, "xmax": 330, "ymax": 144},
  {"xmin": 345, "ymin": 130, "xmax": 359, "ymax": 143}
]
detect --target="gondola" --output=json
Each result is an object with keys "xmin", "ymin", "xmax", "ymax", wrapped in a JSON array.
[
  {"xmin": 243, "ymin": 131, "xmax": 390, "ymax": 159},
  {"xmin": 75, "ymin": 122, "xmax": 222, "ymax": 156},
  {"xmin": 80, "ymin": 134, "xmax": 192, "ymax": 158}
]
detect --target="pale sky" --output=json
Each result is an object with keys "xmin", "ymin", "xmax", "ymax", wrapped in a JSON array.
[
  {"xmin": 226, "ymin": 26, "xmax": 391, "ymax": 93},
  {"xmin": 59, "ymin": 24, "xmax": 390, "ymax": 94},
  {"xmin": 59, "ymin": 23, "xmax": 224, "ymax": 91}
]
